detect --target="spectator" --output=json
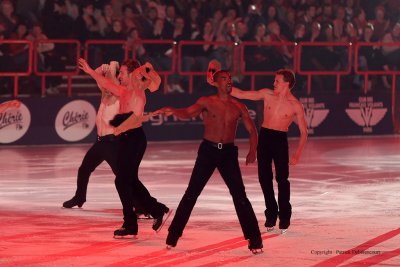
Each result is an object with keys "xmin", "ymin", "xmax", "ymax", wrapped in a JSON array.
[
  {"xmin": 0, "ymin": 0, "xmax": 19, "ymax": 37},
  {"xmin": 95, "ymin": 2, "xmax": 117, "ymax": 37},
  {"xmin": 382, "ymin": 22, "xmax": 400, "ymax": 70},
  {"xmin": 141, "ymin": 6, "xmax": 158, "ymax": 39},
  {"xmin": 41, "ymin": 0, "xmax": 74, "ymax": 39},
  {"xmin": 353, "ymin": 8, "xmax": 368, "ymax": 36},
  {"xmin": 297, "ymin": 4, "xmax": 317, "ymax": 40},
  {"xmin": 358, "ymin": 22, "xmax": 390, "ymax": 89},
  {"xmin": 333, "ymin": 5, "xmax": 346, "ymax": 40},
  {"xmin": 75, "ymin": 2, "xmax": 101, "ymax": 43},
  {"xmin": 370, "ymin": 5, "xmax": 390, "ymax": 40},
  {"xmin": 265, "ymin": 20, "xmax": 293, "ymax": 67},
  {"xmin": 163, "ymin": 4, "xmax": 176, "ymax": 39},
  {"xmin": 103, "ymin": 19, "xmax": 125, "ymax": 63},
  {"xmin": 121, "ymin": 4, "xmax": 138, "ymax": 35},
  {"xmin": 127, "ymin": 27, "xmax": 146, "ymax": 61},
  {"xmin": 26, "ymin": 22, "xmax": 55, "ymax": 71}
]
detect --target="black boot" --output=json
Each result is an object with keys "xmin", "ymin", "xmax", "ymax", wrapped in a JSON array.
[
  {"xmin": 279, "ymin": 220, "xmax": 290, "ymax": 234},
  {"xmin": 265, "ymin": 218, "xmax": 277, "ymax": 232},
  {"xmin": 248, "ymin": 237, "xmax": 263, "ymax": 254},
  {"xmin": 113, "ymin": 226, "xmax": 137, "ymax": 238},
  {"xmin": 152, "ymin": 207, "xmax": 172, "ymax": 232},
  {"xmin": 63, "ymin": 196, "xmax": 85, "ymax": 208},
  {"xmin": 166, "ymin": 232, "xmax": 180, "ymax": 249}
]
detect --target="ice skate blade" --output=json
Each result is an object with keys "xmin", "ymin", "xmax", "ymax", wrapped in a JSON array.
[
  {"xmin": 281, "ymin": 229, "xmax": 288, "ymax": 234},
  {"xmin": 166, "ymin": 245, "xmax": 174, "ymax": 250},
  {"xmin": 251, "ymin": 248, "xmax": 264, "ymax": 254},
  {"xmin": 155, "ymin": 209, "xmax": 173, "ymax": 233},
  {"xmin": 113, "ymin": 235, "xmax": 137, "ymax": 239}
]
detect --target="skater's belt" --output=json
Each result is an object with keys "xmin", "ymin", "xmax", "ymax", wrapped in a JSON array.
[
  {"xmin": 97, "ymin": 134, "xmax": 117, "ymax": 142},
  {"xmin": 203, "ymin": 139, "xmax": 234, "ymax": 150}
]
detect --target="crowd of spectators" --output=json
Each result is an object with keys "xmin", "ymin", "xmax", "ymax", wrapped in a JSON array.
[{"xmin": 0, "ymin": 0, "xmax": 399, "ymax": 94}]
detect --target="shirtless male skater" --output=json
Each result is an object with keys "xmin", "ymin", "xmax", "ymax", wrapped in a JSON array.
[
  {"xmin": 78, "ymin": 58, "xmax": 171, "ymax": 237},
  {"xmin": 155, "ymin": 70, "xmax": 263, "ymax": 254},
  {"xmin": 63, "ymin": 61, "xmax": 121, "ymax": 209},
  {"xmin": 231, "ymin": 69, "xmax": 308, "ymax": 233}
]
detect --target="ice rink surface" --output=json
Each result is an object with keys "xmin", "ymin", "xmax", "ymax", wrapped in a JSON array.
[{"xmin": 0, "ymin": 136, "xmax": 399, "ymax": 266}]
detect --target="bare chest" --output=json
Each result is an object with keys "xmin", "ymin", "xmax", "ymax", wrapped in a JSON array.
[
  {"xmin": 204, "ymin": 101, "xmax": 241, "ymax": 124},
  {"xmin": 264, "ymin": 99, "xmax": 295, "ymax": 120}
]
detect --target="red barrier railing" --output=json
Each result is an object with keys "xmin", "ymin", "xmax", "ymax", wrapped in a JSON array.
[
  {"xmin": 296, "ymin": 42, "xmax": 353, "ymax": 94},
  {"xmin": 0, "ymin": 40, "xmax": 33, "ymax": 97},
  {"xmin": 0, "ymin": 39, "xmax": 398, "ymax": 98},
  {"xmin": 240, "ymin": 41, "xmax": 297, "ymax": 90},
  {"xmin": 33, "ymin": 39, "xmax": 81, "ymax": 96},
  {"xmin": 85, "ymin": 39, "xmax": 176, "ymax": 94},
  {"xmin": 178, "ymin": 40, "xmax": 237, "ymax": 93},
  {"xmin": 354, "ymin": 42, "xmax": 400, "ymax": 124}
]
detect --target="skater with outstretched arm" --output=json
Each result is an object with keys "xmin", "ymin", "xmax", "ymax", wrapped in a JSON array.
[
  {"xmin": 231, "ymin": 69, "xmax": 308, "ymax": 233},
  {"xmin": 154, "ymin": 70, "xmax": 263, "ymax": 254},
  {"xmin": 78, "ymin": 58, "xmax": 171, "ymax": 238}
]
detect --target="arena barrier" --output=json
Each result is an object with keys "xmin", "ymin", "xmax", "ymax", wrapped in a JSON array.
[{"xmin": 0, "ymin": 90, "xmax": 393, "ymax": 145}]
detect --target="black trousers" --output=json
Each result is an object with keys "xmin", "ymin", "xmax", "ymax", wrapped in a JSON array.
[
  {"xmin": 168, "ymin": 140, "xmax": 261, "ymax": 243},
  {"xmin": 115, "ymin": 127, "xmax": 166, "ymax": 232},
  {"xmin": 257, "ymin": 127, "xmax": 291, "ymax": 225},
  {"xmin": 74, "ymin": 135, "xmax": 150, "ymax": 212},
  {"xmin": 75, "ymin": 135, "xmax": 118, "ymax": 201}
]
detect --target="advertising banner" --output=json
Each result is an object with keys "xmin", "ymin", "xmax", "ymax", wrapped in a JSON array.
[{"xmin": 0, "ymin": 91, "xmax": 394, "ymax": 146}]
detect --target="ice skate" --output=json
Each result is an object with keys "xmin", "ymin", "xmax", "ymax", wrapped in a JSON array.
[
  {"xmin": 113, "ymin": 227, "xmax": 137, "ymax": 239},
  {"xmin": 279, "ymin": 220, "xmax": 290, "ymax": 234},
  {"xmin": 62, "ymin": 196, "xmax": 85, "ymax": 208},
  {"xmin": 251, "ymin": 248, "xmax": 264, "ymax": 254},
  {"xmin": 153, "ymin": 207, "xmax": 172, "ymax": 233},
  {"xmin": 265, "ymin": 219, "xmax": 276, "ymax": 232},
  {"xmin": 248, "ymin": 238, "xmax": 263, "ymax": 254},
  {"xmin": 166, "ymin": 232, "xmax": 179, "ymax": 249}
]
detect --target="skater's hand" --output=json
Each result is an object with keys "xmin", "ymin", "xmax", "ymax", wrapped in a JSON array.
[
  {"xmin": 78, "ymin": 58, "xmax": 94, "ymax": 75},
  {"xmin": 246, "ymin": 150, "xmax": 256, "ymax": 165},
  {"xmin": 141, "ymin": 113, "xmax": 152, "ymax": 122},
  {"xmin": 153, "ymin": 107, "xmax": 173, "ymax": 117},
  {"xmin": 289, "ymin": 154, "xmax": 300, "ymax": 165},
  {"xmin": 100, "ymin": 64, "xmax": 110, "ymax": 74}
]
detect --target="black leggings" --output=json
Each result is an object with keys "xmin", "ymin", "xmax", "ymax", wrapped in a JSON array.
[{"xmin": 257, "ymin": 127, "xmax": 291, "ymax": 224}]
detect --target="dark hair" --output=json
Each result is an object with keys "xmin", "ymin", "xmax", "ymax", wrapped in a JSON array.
[
  {"xmin": 276, "ymin": 69, "xmax": 296, "ymax": 89},
  {"xmin": 213, "ymin": 69, "xmax": 231, "ymax": 80},
  {"xmin": 122, "ymin": 59, "xmax": 141, "ymax": 73}
]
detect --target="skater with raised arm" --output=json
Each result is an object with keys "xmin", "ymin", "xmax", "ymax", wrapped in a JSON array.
[
  {"xmin": 63, "ymin": 61, "xmax": 121, "ymax": 209},
  {"xmin": 231, "ymin": 69, "xmax": 308, "ymax": 234},
  {"xmin": 78, "ymin": 58, "xmax": 171, "ymax": 238},
  {"xmin": 155, "ymin": 70, "xmax": 263, "ymax": 254},
  {"xmin": 63, "ymin": 61, "xmax": 151, "ymax": 217}
]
